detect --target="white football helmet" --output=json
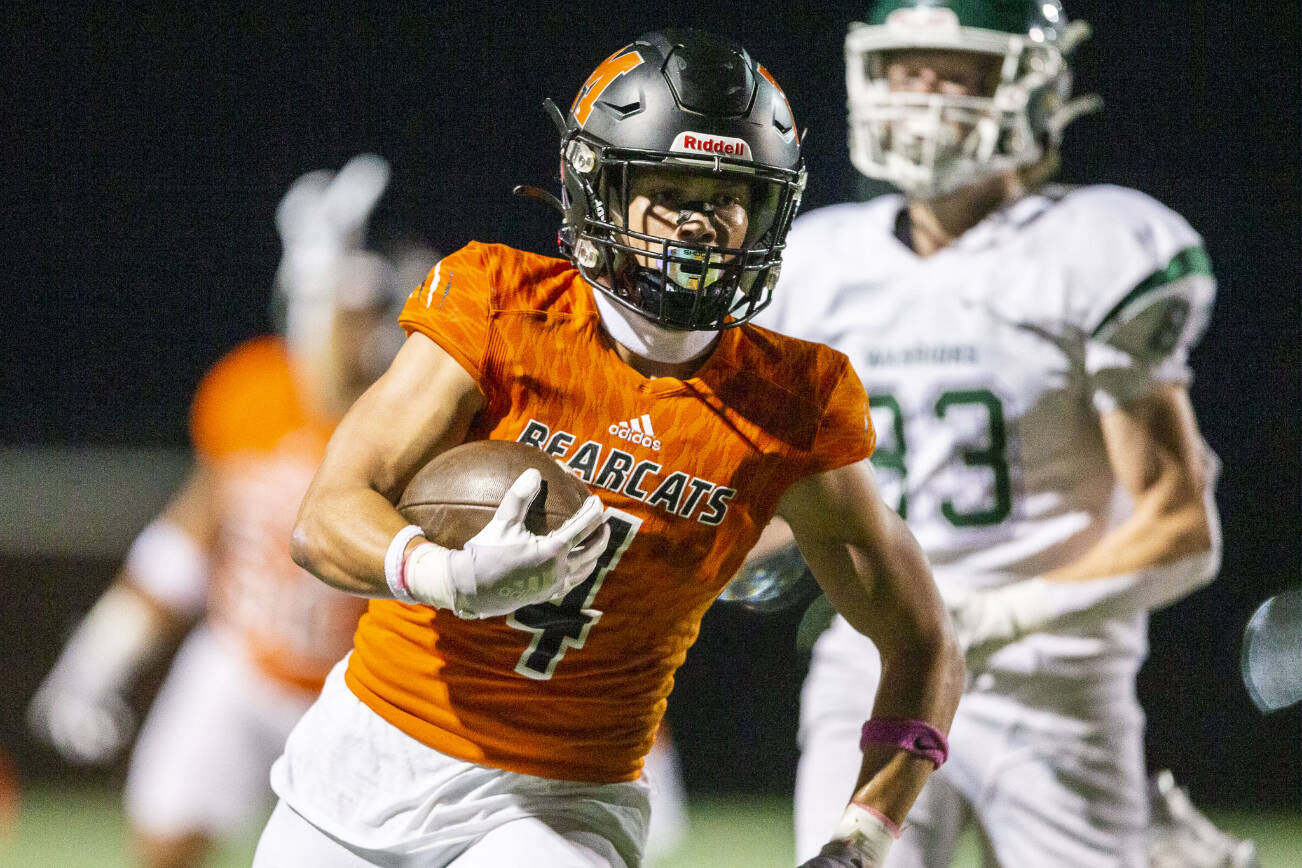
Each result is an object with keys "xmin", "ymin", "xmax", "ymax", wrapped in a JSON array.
[{"xmin": 845, "ymin": 0, "xmax": 1099, "ymax": 197}]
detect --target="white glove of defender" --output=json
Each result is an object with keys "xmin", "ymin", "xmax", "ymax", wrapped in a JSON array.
[
  {"xmin": 940, "ymin": 580, "xmax": 1053, "ymax": 657},
  {"xmin": 406, "ymin": 468, "xmax": 610, "ymax": 618},
  {"xmin": 942, "ymin": 553, "xmax": 1219, "ymax": 660}
]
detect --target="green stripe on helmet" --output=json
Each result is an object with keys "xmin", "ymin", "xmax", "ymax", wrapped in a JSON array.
[{"xmin": 868, "ymin": 0, "xmax": 1044, "ymax": 34}]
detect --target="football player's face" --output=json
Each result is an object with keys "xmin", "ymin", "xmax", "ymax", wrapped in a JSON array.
[
  {"xmin": 624, "ymin": 169, "xmax": 752, "ymax": 256},
  {"xmin": 875, "ymin": 48, "xmax": 1004, "ymax": 178},
  {"xmin": 884, "ymin": 49, "xmax": 1001, "ymax": 97}
]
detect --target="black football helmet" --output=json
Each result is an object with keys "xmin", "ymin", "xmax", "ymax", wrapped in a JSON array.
[{"xmin": 547, "ymin": 29, "xmax": 806, "ymax": 331}]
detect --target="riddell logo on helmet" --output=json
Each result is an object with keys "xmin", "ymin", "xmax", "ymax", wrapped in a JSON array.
[{"xmin": 670, "ymin": 132, "xmax": 752, "ymax": 160}]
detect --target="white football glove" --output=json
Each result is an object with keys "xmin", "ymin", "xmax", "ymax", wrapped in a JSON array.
[
  {"xmin": 28, "ymin": 678, "xmax": 135, "ymax": 766},
  {"xmin": 275, "ymin": 153, "xmax": 390, "ymax": 253},
  {"xmin": 938, "ymin": 582, "xmax": 1044, "ymax": 657},
  {"xmin": 27, "ymin": 585, "xmax": 163, "ymax": 764},
  {"xmin": 798, "ymin": 840, "xmax": 873, "ymax": 868},
  {"xmin": 406, "ymin": 468, "xmax": 610, "ymax": 618},
  {"xmin": 274, "ymin": 153, "xmax": 390, "ymax": 305},
  {"xmin": 944, "ymin": 546, "xmax": 1222, "ymax": 661}
]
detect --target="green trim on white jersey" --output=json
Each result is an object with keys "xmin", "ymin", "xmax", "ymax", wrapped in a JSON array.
[{"xmin": 1091, "ymin": 245, "xmax": 1214, "ymax": 339}]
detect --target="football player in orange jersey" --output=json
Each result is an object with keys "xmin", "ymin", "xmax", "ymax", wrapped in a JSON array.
[
  {"xmin": 28, "ymin": 155, "xmax": 434, "ymax": 868},
  {"xmin": 252, "ymin": 30, "xmax": 964, "ymax": 868}
]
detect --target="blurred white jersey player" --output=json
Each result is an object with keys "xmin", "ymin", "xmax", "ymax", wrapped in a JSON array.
[
  {"xmin": 27, "ymin": 155, "xmax": 432, "ymax": 868},
  {"xmin": 753, "ymin": 3, "xmax": 1258, "ymax": 867}
]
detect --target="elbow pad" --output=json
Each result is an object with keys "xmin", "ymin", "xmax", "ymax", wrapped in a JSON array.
[{"xmin": 123, "ymin": 519, "xmax": 210, "ymax": 618}]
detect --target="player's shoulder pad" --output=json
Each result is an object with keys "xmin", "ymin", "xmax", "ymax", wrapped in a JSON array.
[
  {"xmin": 404, "ymin": 241, "xmax": 574, "ymax": 317},
  {"xmin": 766, "ymin": 196, "xmax": 903, "ymax": 329},
  {"xmin": 1056, "ymin": 185, "xmax": 1216, "ymax": 361},
  {"xmin": 738, "ymin": 323, "xmax": 858, "ymax": 409},
  {"xmin": 787, "ymin": 195, "xmax": 901, "ymax": 249},
  {"xmin": 735, "ymin": 323, "xmax": 873, "ymax": 458}
]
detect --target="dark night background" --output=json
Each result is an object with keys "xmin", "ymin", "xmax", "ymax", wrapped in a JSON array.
[{"xmin": 3, "ymin": 1, "xmax": 1298, "ymax": 811}]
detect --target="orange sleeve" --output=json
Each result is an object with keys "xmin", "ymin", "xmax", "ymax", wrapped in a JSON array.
[
  {"xmin": 397, "ymin": 243, "xmax": 495, "ymax": 384},
  {"xmin": 806, "ymin": 353, "xmax": 876, "ymax": 476},
  {"xmin": 190, "ymin": 337, "xmax": 303, "ymax": 459}
]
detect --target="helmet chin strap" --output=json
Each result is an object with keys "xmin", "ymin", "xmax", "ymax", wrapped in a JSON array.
[{"xmin": 592, "ymin": 289, "xmax": 718, "ymax": 365}]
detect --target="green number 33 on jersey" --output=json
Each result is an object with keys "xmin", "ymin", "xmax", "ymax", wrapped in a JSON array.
[{"xmin": 870, "ymin": 388, "xmax": 1012, "ymax": 527}]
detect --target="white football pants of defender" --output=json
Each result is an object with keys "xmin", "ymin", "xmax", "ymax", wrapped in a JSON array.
[
  {"xmin": 124, "ymin": 625, "xmax": 317, "ymax": 839},
  {"xmin": 795, "ymin": 617, "xmax": 1147, "ymax": 868},
  {"xmin": 253, "ymin": 659, "xmax": 650, "ymax": 868},
  {"xmin": 641, "ymin": 728, "xmax": 689, "ymax": 866}
]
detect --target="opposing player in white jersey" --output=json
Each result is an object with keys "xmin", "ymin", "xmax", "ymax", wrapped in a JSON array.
[
  {"xmin": 27, "ymin": 155, "xmax": 432, "ymax": 868},
  {"xmin": 755, "ymin": 2, "xmax": 1257, "ymax": 866}
]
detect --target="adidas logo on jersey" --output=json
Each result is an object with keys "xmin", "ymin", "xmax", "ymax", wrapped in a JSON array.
[{"xmin": 609, "ymin": 414, "xmax": 661, "ymax": 451}]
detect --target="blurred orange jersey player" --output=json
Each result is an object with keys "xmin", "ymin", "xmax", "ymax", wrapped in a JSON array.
[
  {"xmin": 28, "ymin": 155, "xmax": 432, "ymax": 868},
  {"xmin": 188, "ymin": 335, "xmax": 368, "ymax": 689}
]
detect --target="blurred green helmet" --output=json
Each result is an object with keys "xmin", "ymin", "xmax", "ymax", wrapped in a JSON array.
[{"xmin": 846, "ymin": 0, "xmax": 1098, "ymax": 197}]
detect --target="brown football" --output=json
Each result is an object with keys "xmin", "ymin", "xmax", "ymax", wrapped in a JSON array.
[{"xmin": 397, "ymin": 440, "xmax": 592, "ymax": 548}]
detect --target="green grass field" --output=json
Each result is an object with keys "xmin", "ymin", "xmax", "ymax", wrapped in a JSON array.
[{"xmin": 2, "ymin": 786, "xmax": 1296, "ymax": 867}]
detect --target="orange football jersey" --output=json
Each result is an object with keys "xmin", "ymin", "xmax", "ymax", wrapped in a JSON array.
[
  {"xmin": 347, "ymin": 242, "xmax": 874, "ymax": 783},
  {"xmin": 191, "ymin": 337, "xmax": 368, "ymax": 692}
]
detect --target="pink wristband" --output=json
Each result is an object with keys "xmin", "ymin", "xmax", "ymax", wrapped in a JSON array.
[{"xmin": 860, "ymin": 718, "xmax": 949, "ymax": 768}]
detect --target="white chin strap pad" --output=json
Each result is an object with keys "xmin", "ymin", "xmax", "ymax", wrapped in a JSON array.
[{"xmin": 592, "ymin": 290, "xmax": 718, "ymax": 365}]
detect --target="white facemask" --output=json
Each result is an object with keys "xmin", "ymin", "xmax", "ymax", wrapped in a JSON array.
[{"xmin": 592, "ymin": 290, "xmax": 719, "ymax": 365}]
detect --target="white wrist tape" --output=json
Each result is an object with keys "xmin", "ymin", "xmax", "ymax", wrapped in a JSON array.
[
  {"xmin": 829, "ymin": 802, "xmax": 899, "ymax": 866},
  {"xmin": 403, "ymin": 542, "xmax": 462, "ymax": 612},
  {"xmin": 123, "ymin": 519, "xmax": 209, "ymax": 617},
  {"xmin": 384, "ymin": 525, "xmax": 426, "ymax": 603}
]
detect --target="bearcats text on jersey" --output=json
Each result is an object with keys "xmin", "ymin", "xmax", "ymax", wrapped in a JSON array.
[{"xmin": 519, "ymin": 419, "xmax": 735, "ymax": 526}]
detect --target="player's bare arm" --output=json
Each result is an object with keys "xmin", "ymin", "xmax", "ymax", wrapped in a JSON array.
[
  {"xmin": 291, "ymin": 331, "xmax": 483, "ymax": 595},
  {"xmin": 85, "ymin": 461, "xmax": 220, "ymax": 643},
  {"xmin": 28, "ymin": 463, "xmax": 219, "ymax": 764},
  {"xmin": 1048, "ymin": 383, "xmax": 1213, "ymax": 583},
  {"xmin": 779, "ymin": 459, "xmax": 964, "ymax": 828}
]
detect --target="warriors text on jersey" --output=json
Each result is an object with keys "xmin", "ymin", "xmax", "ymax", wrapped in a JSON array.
[
  {"xmin": 189, "ymin": 337, "xmax": 368, "ymax": 691},
  {"xmin": 759, "ymin": 185, "xmax": 1215, "ymax": 677},
  {"xmin": 344, "ymin": 242, "xmax": 874, "ymax": 783}
]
